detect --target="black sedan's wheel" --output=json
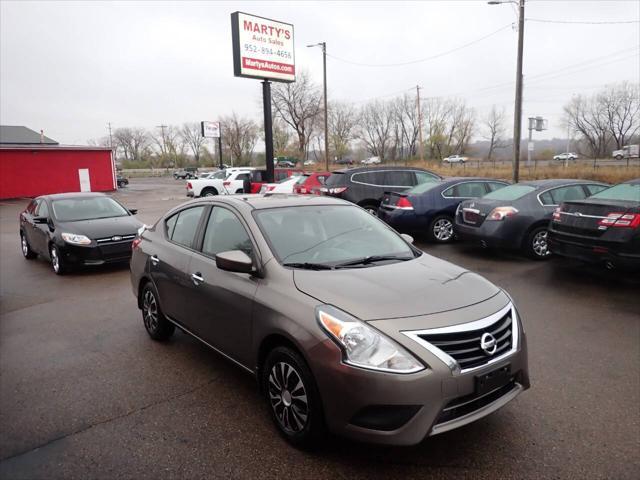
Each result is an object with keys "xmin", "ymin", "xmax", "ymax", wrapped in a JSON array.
[
  {"xmin": 428, "ymin": 215, "xmax": 455, "ymax": 243},
  {"xmin": 525, "ymin": 227, "xmax": 552, "ymax": 260},
  {"xmin": 262, "ymin": 346, "xmax": 324, "ymax": 448},
  {"xmin": 141, "ymin": 283, "xmax": 175, "ymax": 341},
  {"xmin": 21, "ymin": 233, "xmax": 37, "ymax": 259},
  {"xmin": 49, "ymin": 245, "xmax": 67, "ymax": 275}
]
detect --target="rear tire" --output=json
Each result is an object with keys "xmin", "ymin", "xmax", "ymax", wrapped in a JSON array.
[
  {"xmin": 201, "ymin": 188, "xmax": 218, "ymax": 197},
  {"xmin": 21, "ymin": 232, "xmax": 37, "ymax": 259},
  {"xmin": 141, "ymin": 282, "xmax": 175, "ymax": 341},
  {"xmin": 428, "ymin": 215, "xmax": 455, "ymax": 243},
  {"xmin": 50, "ymin": 244, "xmax": 68, "ymax": 275},
  {"xmin": 360, "ymin": 203, "xmax": 378, "ymax": 216},
  {"xmin": 262, "ymin": 346, "xmax": 325, "ymax": 448},
  {"xmin": 525, "ymin": 226, "xmax": 551, "ymax": 260}
]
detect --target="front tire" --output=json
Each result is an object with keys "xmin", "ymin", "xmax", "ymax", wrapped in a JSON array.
[
  {"xmin": 428, "ymin": 215, "xmax": 455, "ymax": 243},
  {"xmin": 21, "ymin": 232, "xmax": 37, "ymax": 259},
  {"xmin": 50, "ymin": 244, "xmax": 67, "ymax": 275},
  {"xmin": 525, "ymin": 226, "xmax": 551, "ymax": 260},
  {"xmin": 262, "ymin": 346, "xmax": 324, "ymax": 448},
  {"xmin": 141, "ymin": 283, "xmax": 175, "ymax": 341}
]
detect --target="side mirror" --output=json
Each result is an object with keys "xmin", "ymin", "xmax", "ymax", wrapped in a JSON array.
[
  {"xmin": 401, "ymin": 233, "xmax": 414, "ymax": 244},
  {"xmin": 33, "ymin": 216, "xmax": 48, "ymax": 224},
  {"xmin": 129, "ymin": 209, "xmax": 138, "ymax": 215},
  {"xmin": 215, "ymin": 250, "xmax": 254, "ymax": 274}
]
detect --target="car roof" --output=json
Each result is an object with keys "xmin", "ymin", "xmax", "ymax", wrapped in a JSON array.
[
  {"xmin": 622, "ymin": 178, "xmax": 640, "ymax": 185},
  {"xmin": 439, "ymin": 177, "xmax": 509, "ymax": 185},
  {"xmin": 187, "ymin": 193, "xmax": 350, "ymax": 212},
  {"xmin": 40, "ymin": 192, "xmax": 107, "ymax": 201},
  {"xmin": 331, "ymin": 166, "xmax": 437, "ymax": 174},
  {"xmin": 517, "ymin": 178, "xmax": 605, "ymax": 189}
]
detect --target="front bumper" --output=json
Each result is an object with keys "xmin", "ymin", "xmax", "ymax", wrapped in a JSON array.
[
  {"xmin": 311, "ymin": 294, "xmax": 530, "ymax": 445},
  {"xmin": 548, "ymin": 230, "xmax": 640, "ymax": 271},
  {"xmin": 59, "ymin": 240, "xmax": 133, "ymax": 266}
]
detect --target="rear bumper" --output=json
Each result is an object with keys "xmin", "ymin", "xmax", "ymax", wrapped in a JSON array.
[
  {"xmin": 377, "ymin": 208, "xmax": 426, "ymax": 232},
  {"xmin": 548, "ymin": 231, "xmax": 640, "ymax": 271},
  {"xmin": 454, "ymin": 218, "xmax": 524, "ymax": 250}
]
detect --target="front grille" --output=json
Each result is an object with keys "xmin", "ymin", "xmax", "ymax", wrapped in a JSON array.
[
  {"xmin": 96, "ymin": 234, "xmax": 136, "ymax": 244},
  {"xmin": 435, "ymin": 379, "xmax": 519, "ymax": 425},
  {"xmin": 416, "ymin": 310, "xmax": 513, "ymax": 371}
]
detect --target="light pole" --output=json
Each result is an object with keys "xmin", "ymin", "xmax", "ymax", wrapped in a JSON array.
[
  {"xmin": 489, "ymin": 0, "xmax": 525, "ymax": 183},
  {"xmin": 307, "ymin": 42, "xmax": 329, "ymax": 171}
]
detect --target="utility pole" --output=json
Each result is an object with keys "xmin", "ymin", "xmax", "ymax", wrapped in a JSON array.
[
  {"xmin": 513, "ymin": 0, "xmax": 525, "ymax": 183},
  {"xmin": 107, "ymin": 122, "xmax": 115, "ymax": 164},
  {"xmin": 156, "ymin": 124, "xmax": 169, "ymax": 166},
  {"xmin": 307, "ymin": 42, "xmax": 329, "ymax": 170},
  {"xmin": 416, "ymin": 85, "xmax": 424, "ymax": 162}
]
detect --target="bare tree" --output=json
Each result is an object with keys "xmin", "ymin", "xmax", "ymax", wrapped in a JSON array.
[
  {"xmin": 272, "ymin": 118, "xmax": 292, "ymax": 157},
  {"xmin": 113, "ymin": 127, "xmax": 150, "ymax": 164},
  {"xmin": 598, "ymin": 82, "xmax": 640, "ymax": 150},
  {"xmin": 271, "ymin": 70, "xmax": 322, "ymax": 159},
  {"xmin": 328, "ymin": 101, "xmax": 357, "ymax": 161},
  {"xmin": 181, "ymin": 122, "xmax": 207, "ymax": 165},
  {"xmin": 483, "ymin": 105, "xmax": 508, "ymax": 164},
  {"xmin": 391, "ymin": 94, "xmax": 420, "ymax": 161},
  {"xmin": 220, "ymin": 112, "xmax": 259, "ymax": 166},
  {"xmin": 150, "ymin": 125, "xmax": 185, "ymax": 167},
  {"xmin": 424, "ymin": 98, "xmax": 475, "ymax": 159},
  {"xmin": 358, "ymin": 100, "xmax": 395, "ymax": 160},
  {"xmin": 564, "ymin": 95, "xmax": 610, "ymax": 159}
]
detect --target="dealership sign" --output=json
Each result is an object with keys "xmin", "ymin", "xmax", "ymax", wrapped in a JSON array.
[
  {"xmin": 231, "ymin": 12, "xmax": 295, "ymax": 83},
  {"xmin": 201, "ymin": 121, "xmax": 220, "ymax": 138}
]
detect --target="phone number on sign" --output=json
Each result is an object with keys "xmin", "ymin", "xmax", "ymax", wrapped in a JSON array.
[{"xmin": 243, "ymin": 44, "xmax": 292, "ymax": 59}]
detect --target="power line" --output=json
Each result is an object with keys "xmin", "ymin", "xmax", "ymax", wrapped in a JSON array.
[
  {"xmin": 527, "ymin": 17, "xmax": 640, "ymax": 25},
  {"xmin": 326, "ymin": 23, "xmax": 512, "ymax": 68}
]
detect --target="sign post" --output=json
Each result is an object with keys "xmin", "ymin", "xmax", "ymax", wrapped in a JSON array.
[
  {"xmin": 201, "ymin": 121, "xmax": 223, "ymax": 169},
  {"xmin": 231, "ymin": 12, "xmax": 295, "ymax": 182}
]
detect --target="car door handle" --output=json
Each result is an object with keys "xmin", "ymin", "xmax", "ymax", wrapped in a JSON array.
[
  {"xmin": 150, "ymin": 255, "xmax": 160, "ymax": 266},
  {"xmin": 191, "ymin": 272, "xmax": 204, "ymax": 285}
]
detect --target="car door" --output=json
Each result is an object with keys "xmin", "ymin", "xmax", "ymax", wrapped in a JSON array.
[
  {"xmin": 187, "ymin": 206, "xmax": 258, "ymax": 366},
  {"xmin": 31, "ymin": 199, "xmax": 52, "ymax": 255},
  {"xmin": 150, "ymin": 205, "xmax": 206, "ymax": 326}
]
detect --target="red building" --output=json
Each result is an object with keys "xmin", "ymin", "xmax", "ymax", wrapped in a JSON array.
[{"xmin": 0, "ymin": 126, "xmax": 116, "ymax": 200}]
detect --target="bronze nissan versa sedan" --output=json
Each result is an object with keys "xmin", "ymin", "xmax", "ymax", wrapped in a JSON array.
[{"xmin": 130, "ymin": 194, "xmax": 529, "ymax": 446}]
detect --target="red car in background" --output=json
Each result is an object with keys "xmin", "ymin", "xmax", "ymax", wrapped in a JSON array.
[
  {"xmin": 250, "ymin": 169, "xmax": 302, "ymax": 193},
  {"xmin": 293, "ymin": 172, "xmax": 331, "ymax": 195}
]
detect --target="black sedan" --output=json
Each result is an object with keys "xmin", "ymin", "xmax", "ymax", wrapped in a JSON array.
[
  {"xmin": 378, "ymin": 177, "xmax": 509, "ymax": 242},
  {"xmin": 19, "ymin": 192, "xmax": 143, "ymax": 274},
  {"xmin": 548, "ymin": 179, "xmax": 640, "ymax": 271},
  {"xmin": 454, "ymin": 179, "xmax": 609, "ymax": 259}
]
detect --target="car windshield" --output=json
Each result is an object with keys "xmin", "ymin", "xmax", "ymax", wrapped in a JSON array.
[
  {"xmin": 254, "ymin": 205, "xmax": 416, "ymax": 267},
  {"xmin": 589, "ymin": 183, "xmax": 640, "ymax": 202},
  {"xmin": 482, "ymin": 184, "xmax": 536, "ymax": 201},
  {"xmin": 52, "ymin": 196, "xmax": 129, "ymax": 221},
  {"xmin": 407, "ymin": 181, "xmax": 442, "ymax": 195}
]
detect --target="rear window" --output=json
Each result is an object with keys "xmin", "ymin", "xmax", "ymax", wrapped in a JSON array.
[
  {"xmin": 295, "ymin": 175, "xmax": 311, "ymax": 185},
  {"xmin": 483, "ymin": 184, "xmax": 536, "ymax": 201},
  {"xmin": 325, "ymin": 172, "xmax": 346, "ymax": 186},
  {"xmin": 407, "ymin": 181, "xmax": 442, "ymax": 195},
  {"xmin": 589, "ymin": 183, "xmax": 640, "ymax": 202}
]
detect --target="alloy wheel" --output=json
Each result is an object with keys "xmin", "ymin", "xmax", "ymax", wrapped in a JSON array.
[
  {"xmin": 51, "ymin": 247, "xmax": 60, "ymax": 273},
  {"xmin": 142, "ymin": 290, "xmax": 159, "ymax": 332},
  {"xmin": 433, "ymin": 218, "xmax": 453, "ymax": 242},
  {"xmin": 268, "ymin": 361, "xmax": 309, "ymax": 434},
  {"xmin": 21, "ymin": 236, "xmax": 29, "ymax": 257},
  {"xmin": 532, "ymin": 230, "xmax": 550, "ymax": 258}
]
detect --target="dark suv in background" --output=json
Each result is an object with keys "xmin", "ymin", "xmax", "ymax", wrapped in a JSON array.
[{"xmin": 320, "ymin": 166, "xmax": 441, "ymax": 214}]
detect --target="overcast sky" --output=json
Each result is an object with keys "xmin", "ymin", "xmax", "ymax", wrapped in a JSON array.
[{"xmin": 1, "ymin": 0, "xmax": 638, "ymax": 145}]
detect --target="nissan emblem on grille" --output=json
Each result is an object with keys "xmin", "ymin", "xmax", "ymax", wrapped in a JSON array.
[
  {"xmin": 111, "ymin": 236, "xmax": 122, "ymax": 241},
  {"xmin": 480, "ymin": 332, "xmax": 497, "ymax": 355}
]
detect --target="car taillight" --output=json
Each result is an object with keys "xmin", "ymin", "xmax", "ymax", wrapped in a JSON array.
[
  {"xmin": 326, "ymin": 187, "xmax": 347, "ymax": 195},
  {"xmin": 131, "ymin": 238, "xmax": 142, "ymax": 250},
  {"xmin": 552, "ymin": 207, "xmax": 562, "ymax": 222},
  {"xmin": 487, "ymin": 206, "xmax": 518, "ymax": 221},
  {"xmin": 598, "ymin": 212, "xmax": 640, "ymax": 228},
  {"xmin": 186, "ymin": 182, "xmax": 192, "ymax": 189},
  {"xmin": 395, "ymin": 197, "xmax": 414, "ymax": 210}
]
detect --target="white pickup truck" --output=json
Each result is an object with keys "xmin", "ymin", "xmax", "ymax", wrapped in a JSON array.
[
  {"xmin": 186, "ymin": 168, "xmax": 254, "ymax": 198},
  {"xmin": 612, "ymin": 145, "xmax": 639, "ymax": 160}
]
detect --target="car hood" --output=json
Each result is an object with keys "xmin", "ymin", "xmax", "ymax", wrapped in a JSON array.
[
  {"xmin": 293, "ymin": 253, "xmax": 500, "ymax": 321},
  {"xmin": 57, "ymin": 215, "xmax": 143, "ymax": 239}
]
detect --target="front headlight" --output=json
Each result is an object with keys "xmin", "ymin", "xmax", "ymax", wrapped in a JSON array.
[
  {"xmin": 61, "ymin": 232, "xmax": 92, "ymax": 245},
  {"xmin": 317, "ymin": 305, "xmax": 425, "ymax": 373}
]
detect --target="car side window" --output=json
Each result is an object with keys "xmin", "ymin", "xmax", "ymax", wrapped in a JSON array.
[
  {"xmin": 415, "ymin": 171, "xmax": 439, "ymax": 185},
  {"xmin": 35, "ymin": 200, "xmax": 49, "ymax": 218},
  {"xmin": 442, "ymin": 186, "xmax": 455, "ymax": 198},
  {"xmin": 275, "ymin": 171, "xmax": 288, "ymax": 181},
  {"xmin": 385, "ymin": 171, "xmax": 415, "ymax": 187},
  {"xmin": 26, "ymin": 200, "xmax": 37, "ymax": 214},
  {"xmin": 169, "ymin": 206, "xmax": 205, "ymax": 248},
  {"xmin": 201, "ymin": 207, "xmax": 253, "ymax": 257},
  {"xmin": 539, "ymin": 191, "xmax": 554, "ymax": 205},
  {"xmin": 586, "ymin": 184, "xmax": 608, "ymax": 196},
  {"xmin": 455, "ymin": 182, "xmax": 487, "ymax": 198},
  {"xmin": 487, "ymin": 182, "xmax": 508, "ymax": 192},
  {"xmin": 236, "ymin": 173, "xmax": 250, "ymax": 181},
  {"xmin": 316, "ymin": 175, "xmax": 327, "ymax": 184},
  {"xmin": 549, "ymin": 185, "xmax": 587, "ymax": 204}
]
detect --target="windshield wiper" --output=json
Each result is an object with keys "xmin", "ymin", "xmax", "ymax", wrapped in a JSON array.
[
  {"xmin": 283, "ymin": 262, "xmax": 333, "ymax": 270},
  {"xmin": 334, "ymin": 255, "xmax": 414, "ymax": 268}
]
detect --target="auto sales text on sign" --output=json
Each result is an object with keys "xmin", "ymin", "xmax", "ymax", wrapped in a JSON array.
[{"xmin": 231, "ymin": 12, "xmax": 296, "ymax": 83}]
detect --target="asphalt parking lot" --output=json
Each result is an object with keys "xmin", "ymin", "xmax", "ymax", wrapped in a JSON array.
[{"xmin": 1, "ymin": 177, "xmax": 638, "ymax": 479}]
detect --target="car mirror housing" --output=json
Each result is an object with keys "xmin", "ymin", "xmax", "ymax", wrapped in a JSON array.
[
  {"xmin": 401, "ymin": 233, "xmax": 414, "ymax": 244},
  {"xmin": 129, "ymin": 209, "xmax": 138, "ymax": 215},
  {"xmin": 33, "ymin": 216, "xmax": 48, "ymax": 224},
  {"xmin": 215, "ymin": 250, "xmax": 254, "ymax": 274}
]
